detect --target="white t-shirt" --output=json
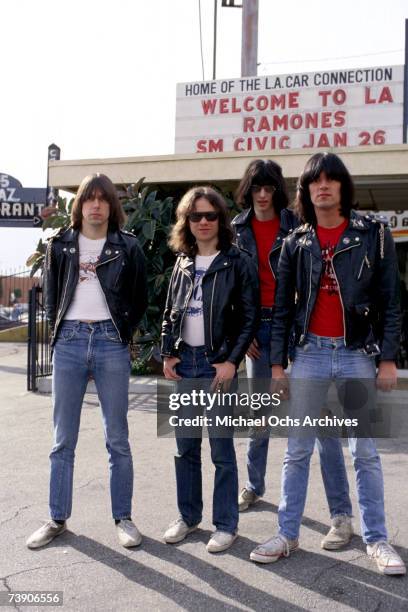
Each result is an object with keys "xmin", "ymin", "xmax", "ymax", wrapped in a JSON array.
[
  {"xmin": 182, "ymin": 252, "xmax": 219, "ymax": 346},
  {"xmin": 64, "ymin": 233, "xmax": 111, "ymax": 321}
]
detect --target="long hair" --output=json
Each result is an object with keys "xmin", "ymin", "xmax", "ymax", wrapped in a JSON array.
[
  {"xmin": 295, "ymin": 152, "xmax": 356, "ymax": 226},
  {"xmin": 71, "ymin": 173, "xmax": 125, "ymax": 230},
  {"xmin": 168, "ymin": 186, "xmax": 234, "ymax": 256},
  {"xmin": 235, "ymin": 159, "xmax": 289, "ymax": 213}
]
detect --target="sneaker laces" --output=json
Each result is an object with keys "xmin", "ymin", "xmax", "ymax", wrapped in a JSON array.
[
  {"xmin": 259, "ymin": 534, "xmax": 291, "ymax": 557},
  {"xmin": 170, "ymin": 517, "xmax": 187, "ymax": 528},
  {"xmin": 370, "ymin": 541, "xmax": 400, "ymax": 561}
]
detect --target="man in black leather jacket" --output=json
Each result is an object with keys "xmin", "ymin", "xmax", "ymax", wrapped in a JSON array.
[
  {"xmin": 232, "ymin": 160, "xmax": 352, "ymax": 527},
  {"xmin": 161, "ymin": 186, "xmax": 258, "ymax": 553},
  {"xmin": 250, "ymin": 152, "xmax": 405, "ymax": 576},
  {"xmin": 27, "ymin": 173, "xmax": 147, "ymax": 551}
]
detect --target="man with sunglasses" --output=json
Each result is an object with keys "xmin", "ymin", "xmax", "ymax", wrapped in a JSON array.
[{"xmin": 161, "ymin": 186, "xmax": 258, "ymax": 553}]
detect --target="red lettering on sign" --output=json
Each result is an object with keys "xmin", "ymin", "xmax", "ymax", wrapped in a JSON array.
[
  {"xmin": 334, "ymin": 111, "xmax": 346, "ymax": 127},
  {"xmin": 365, "ymin": 86, "xmax": 394, "ymax": 105},
  {"xmin": 201, "ymin": 99, "xmax": 217, "ymax": 115},
  {"xmin": 231, "ymin": 98, "xmax": 241, "ymax": 113},
  {"xmin": 243, "ymin": 97, "xmax": 255, "ymax": 112},
  {"xmin": 243, "ymin": 117, "xmax": 255, "ymax": 132},
  {"xmin": 318, "ymin": 91, "xmax": 331, "ymax": 107},
  {"xmin": 196, "ymin": 139, "xmax": 224, "ymax": 152},
  {"xmin": 258, "ymin": 116, "xmax": 271, "ymax": 131},
  {"xmin": 219, "ymin": 99, "xmax": 229, "ymax": 113},
  {"xmin": 378, "ymin": 86, "xmax": 393, "ymax": 103}
]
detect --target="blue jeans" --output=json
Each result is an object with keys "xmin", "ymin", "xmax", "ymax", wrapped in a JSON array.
[
  {"xmin": 50, "ymin": 320, "xmax": 133, "ymax": 521},
  {"xmin": 175, "ymin": 345, "xmax": 238, "ymax": 534},
  {"xmin": 278, "ymin": 333, "xmax": 386, "ymax": 544},
  {"xmin": 245, "ymin": 319, "xmax": 352, "ymax": 519}
]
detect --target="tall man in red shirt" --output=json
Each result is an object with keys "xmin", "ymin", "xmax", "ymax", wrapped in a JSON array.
[{"xmin": 249, "ymin": 153, "xmax": 405, "ymax": 576}]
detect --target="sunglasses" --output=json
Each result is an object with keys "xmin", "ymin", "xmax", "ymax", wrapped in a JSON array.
[
  {"xmin": 251, "ymin": 184, "xmax": 276, "ymax": 194},
  {"xmin": 188, "ymin": 211, "xmax": 219, "ymax": 222}
]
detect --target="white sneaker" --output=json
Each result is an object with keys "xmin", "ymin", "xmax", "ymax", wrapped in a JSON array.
[
  {"xmin": 26, "ymin": 520, "xmax": 66, "ymax": 549},
  {"xmin": 367, "ymin": 541, "xmax": 406, "ymax": 575},
  {"xmin": 321, "ymin": 515, "xmax": 353, "ymax": 550},
  {"xmin": 206, "ymin": 530, "xmax": 238, "ymax": 553},
  {"xmin": 238, "ymin": 487, "xmax": 261, "ymax": 512},
  {"xmin": 163, "ymin": 517, "xmax": 199, "ymax": 544},
  {"xmin": 250, "ymin": 534, "xmax": 298, "ymax": 563},
  {"xmin": 116, "ymin": 519, "xmax": 142, "ymax": 548}
]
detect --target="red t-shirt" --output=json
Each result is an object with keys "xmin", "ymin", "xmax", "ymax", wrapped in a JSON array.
[
  {"xmin": 308, "ymin": 219, "xmax": 348, "ymax": 337},
  {"xmin": 251, "ymin": 216, "xmax": 280, "ymax": 307}
]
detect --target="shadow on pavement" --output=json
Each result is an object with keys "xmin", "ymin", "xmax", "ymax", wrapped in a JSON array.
[{"xmin": 61, "ymin": 533, "xmax": 307, "ymax": 612}]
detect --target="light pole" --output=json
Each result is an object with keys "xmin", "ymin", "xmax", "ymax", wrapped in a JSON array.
[{"xmin": 215, "ymin": 1, "xmax": 258, "ymax": 80}]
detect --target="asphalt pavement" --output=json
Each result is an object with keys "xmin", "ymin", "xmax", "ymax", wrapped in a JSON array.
[{"xmin": 0, "ymin": 343, "xmax": 407, "ymax": 612}]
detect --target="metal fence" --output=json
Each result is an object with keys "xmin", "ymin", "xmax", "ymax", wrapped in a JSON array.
[
  {"xmin": 0, "ymin": 267, "xmax": 39, "ymax": 329},
  {"xmin": 27, "ymin": 285, "xmax": 52, "ymax": 391}
]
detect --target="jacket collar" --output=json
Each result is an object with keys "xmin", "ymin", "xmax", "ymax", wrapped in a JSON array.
[
  {"xmin": 233, "ymin": 206, "xmax": 297, "ymax": 232},
  {"xmin": 177, "ymin": 245, "xmax": 241, "ymax": 278},
  {"xmin": 294, "ymin": 211, "xmax": 368, "ymax": 258},
  {"xmin": 59, "ymin": 226, "xmax": 123, "ymax": 245}
]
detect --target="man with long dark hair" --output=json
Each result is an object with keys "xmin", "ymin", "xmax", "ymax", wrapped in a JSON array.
[
  {"xmin": 249, "ymin": 153, "xmax": 405, "ymax": 575},
  {"xmin": 233, "ymin": 161, "xmax": 353, "ymax": 544},
  {"xmin": 26, "ymin": 173, "xmax": 147, "ymax": 549}
]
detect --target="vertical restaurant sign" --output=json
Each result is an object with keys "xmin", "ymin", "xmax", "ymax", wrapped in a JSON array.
[{"xmin": 175, "ymin": 65, "xmax": 404, "ymax": 154}]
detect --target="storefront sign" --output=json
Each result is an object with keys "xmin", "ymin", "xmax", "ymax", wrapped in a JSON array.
[
  {"xmin": 0, "ymin": 174, "xmax": 46, "ymax": 227},
  {"xmin": 175, "ymin": 65, "xmax": 404, "ymax": 154}
]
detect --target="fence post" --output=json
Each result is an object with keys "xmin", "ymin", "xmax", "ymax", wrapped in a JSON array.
[{"xmin": 27, "ymin": 286, "xmax": 38, "ymax": 391}]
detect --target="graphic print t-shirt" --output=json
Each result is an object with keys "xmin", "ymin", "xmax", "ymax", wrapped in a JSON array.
[
  {"xmin": 64, "ymin": 233, "xmax": 111, "ymax": 321},
  {"xmin": 308, "ymin": 219, "xmax": 348, "ymax": 337},
  {"xmin": 182, "ymin": 252, "xmax": 219, "ymax": 346}
]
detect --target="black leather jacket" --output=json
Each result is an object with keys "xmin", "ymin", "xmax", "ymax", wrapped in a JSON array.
[
  {"xmin": 44, "ymin": 227, "xmax": 147, "ymax": 345},
  {"xmin": 161, "ymin": 245, "xmax": 259, "ymax": 365},
  {"xmin": 232, "ymin": 207, "xmax": 299, "ymax": 278},
  {"xmin": 270, "ymin": 211, "xmax": 401, "ymax": 367}
]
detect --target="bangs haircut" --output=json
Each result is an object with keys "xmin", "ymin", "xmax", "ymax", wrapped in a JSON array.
[
  {"xmin": 235, "ymin": 159, "xmax": 289, "ymax": 213},
  {"xmin": 295, "ymin": 152, "xmax": 355, "ymax": 225},
  {"xmin": 71, "ymin": 173, "xmax": 126, "ymax": 230},
  {"xmin": 168, "ymin": 186, "xmax": 234, "ymax": 256}
]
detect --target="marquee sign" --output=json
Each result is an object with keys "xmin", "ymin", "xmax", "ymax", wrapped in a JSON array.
[
  {"xmin": 0, "ymin": 173, "xmax": 46, "ymax": 227},
  {"xmin": 175, "ymin": 65, "xmax": 404, "ymax": 154}
]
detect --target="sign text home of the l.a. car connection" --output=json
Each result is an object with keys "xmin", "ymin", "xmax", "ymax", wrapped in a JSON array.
[
  {"xmin": 175, "ymin": 65, "xmax": 404, "ymax": 154},
  {"xmin": 0, "ymin": 174, "xmax": 46, "ymax": 227}
]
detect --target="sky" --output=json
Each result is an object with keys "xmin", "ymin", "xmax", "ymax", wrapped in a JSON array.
[{"xmin": 1, "ymin": 0, "xmax": 407, "ymax": 269}]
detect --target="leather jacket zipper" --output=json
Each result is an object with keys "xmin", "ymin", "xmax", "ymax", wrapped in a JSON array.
[
  {"xmin": 54, "ymin": 259, "xmax": 72, "ymax": 335},
  {"xmin": 268, "ymin": 239, "xmax": 283, "ymax": 280},
  {"xmin": 331, "ymin": 243, "xmax": 360, "ymax": 345},
  {"xmin": 357, "ymin": 253, "xmax": 371, "ymax": 280},
  {"xmin": 209, "ymin": 272, "xmax": 217, "ymax": 350},
  {"xmin": 175, "ymin": 268, "xmax": 193, "ymax": 350},
  {"xmin": 96, "ymin": 255, "xmax": 122, "ymax": 341},
  {"xmin": 301, "ymin": 251, "xmax": 313, "ymax": 341}
]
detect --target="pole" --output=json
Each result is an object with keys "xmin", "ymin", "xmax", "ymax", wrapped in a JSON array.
[
  {"xmin": 403, "ymin": 19, "xmax": 408, "ymax": 143},
  {"xmin": 213, "ymin": 0, "xmax": 218, "ymax": 80},
  {"xmin": 241, "ymin": 0, "xmax": 258, "ymax": 77}
]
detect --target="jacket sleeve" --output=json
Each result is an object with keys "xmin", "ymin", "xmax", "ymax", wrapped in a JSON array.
[
  {"xmin": 226, "ymin": 254, "xmax": 259, "ymax": 366},
  {"xmin": 43, "ymin": 239, "xmax": 58, "ymax": 332},
  {"xmin": 375, "ymin": 225, "xmax": 401, "ymax": 362},
  {"xmin": 160, "ymin": 263, "xmax": 178, "ymax": 357},
  {"xmin": 270, "ymin": 239, "xmax": 296, "ymax": 367},
  {"xmin": 128, "ymin": 239, "xmax": 148, "ymax": 333}
]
